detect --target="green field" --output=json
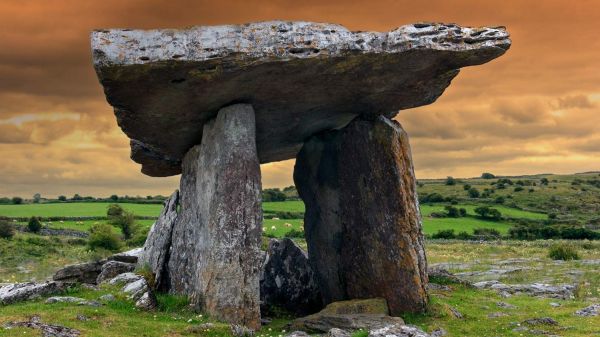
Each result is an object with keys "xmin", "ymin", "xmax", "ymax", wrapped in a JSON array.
[
  {"xmin": 0, "ymin": 202, "xmax": 162, "ymax": 218},
  {"xmin": 262, "ymin": 200, "xmax": 305, "ymax": 213}
]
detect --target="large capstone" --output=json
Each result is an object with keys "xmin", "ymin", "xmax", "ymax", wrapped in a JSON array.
[
  {"xmin": 167, "ymin": 104, "xmax": 263, "ymax": 329},
  {"xmin": 137, "ymin": 190, "xmax": 179, "ymax": 290},
  {"xmin": 91, "ymin": 21, "xmax": 510, "ymax": 176},
  {"xmin": 294, "ymin": 116, "xmax": 428, "ymax": 315}
]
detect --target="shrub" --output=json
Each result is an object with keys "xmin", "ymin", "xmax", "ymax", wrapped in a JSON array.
[
  {"xmin": 481, "ymin": 172, "xmax": 496, "ymax": 179},
  {"xmin": 459, "ymin": 208, "xmax": 467, "ymax": 217},
  {"xmin": 128, "ymin": 226, "xmax": 149, "ymax": 247},
  {"xmin": 262, "ymin": 188, "xmax": 286, "ymax": 202},
  {"xmin": 88, "ymin": 223, "xmax": 122, "ymax": 251},
  {"xmin": 444, "ymin": 205, "xmax": 460, "ymax": 218},
  {"xmin": 12, "ymin": 197, "xmax": 23, "ymax": 204},
  {"xmin": 27, "ymin": 216, "xmax": 42, "ymax": 233},
  {"xmin": 509, "ymin": 224, "xmax": 600, "ymax": 240},
  {"xmin": 456, "ymin": 231, "xmax": 473, "ymax": 240},
  {"xmin": 284, "ymin": 229, "xmax": 305, "ymax": 238},
  {"xmin": 548, "ymin": 244, "xmax": 580, "ymax": 261},
  {"xmin": 445, "ymin": 176, "xmax": 456, "ymax": 185},
  {"xmin": 474, "ymin": 206, "xmax": 502, "ymax": 220},
  {"xmin": 420, "ymin": 193, "xmax": 445, "ymax": 203},
  {"xmin": 463, "ymin": 184, "xmax": 471, "ymax": 190},
  {"xmin": 110, "ymin": 211, "xmax": 139, "ymax": 240},
  {"xmin": 514, "ymin": 186, "xmax": 524, "ymax": 192},
  {"xmin": 495, "ymin": 196, "xmax": 505, "ymax": 204},
  {"xmin": 0, "ymin": 217, "xmax": 15, "ymax": 239},
  {"xmin": 107, "ymin": 204, "xmax": 124, "ymax": 218},
  {"xmin": 432, "ymin": 229, "xmax": 456, "ymax": 239},
  {"xmin": 468, "ymin": 187, "xmax": 480, "ymax": 198},
  {"xmin": 57, "ymin": 195, "xmax": 67, "ymax": 201},
  {"xmin": 540, "ymin": 178, "xmax": 549, "ymax": 185}
]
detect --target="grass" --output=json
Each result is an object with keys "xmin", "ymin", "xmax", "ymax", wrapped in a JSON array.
[
  {"xmin": 17, "ymin": 219, "xmax": 157, "ymax": 232},
  {"xmin": 420, "ymin": 204, "xmax": 547, "ymax": 220},
  {"xmin": 0, "ymin": 202, "xmax": 163, "ymax": 218},
  {"xmin": 262, "ymin": 200, "xmax": 305, "ymax": 213},
  {"xmin": 422, "ymin": 217, "xmax": 512, "ymax": 235}
]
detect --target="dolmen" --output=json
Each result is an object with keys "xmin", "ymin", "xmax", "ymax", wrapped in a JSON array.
[{"xmin": 91, "ymin": 20, "xmax": 510, "ymax": 329}]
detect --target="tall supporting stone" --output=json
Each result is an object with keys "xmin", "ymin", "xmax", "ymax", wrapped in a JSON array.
[
  {"xmin": 167, "ymin": 104, "xmax": 263, "ymax": 329},
  {"xmin": 294, "ymin": 116, "xmax": 428, "ymax": 315}
]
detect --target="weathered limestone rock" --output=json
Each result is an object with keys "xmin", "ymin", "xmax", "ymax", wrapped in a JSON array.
[
  {"xmin": 0, "ymin": 282, "xmax": 65, "ymax": 305},
  {"xmin": 368, "ymin": 325, "xmax": 431, "ymax": 337},
  {"xmin": 108, "ymin": 272, "xmax": 143, "ymax": 285},
  {"xmin": 53, "ymin": 261, "xmax": 104, "ymax": 284},
  {"xmin": 260, "ymin": 238, "xmax": 322, "ymax": 315},
  {"xmin": 472, "ymin": 281, "xmax": 575, "ymax": 299},
  {"xmin": 91, "ymin": 21, "xmax": 510, "ymax": 176},
  {"xmin": 575, "ymin": 303, "xmax": 600, "ymax": 317},
  {"xmin": 294, "ymin": 116, "xmax": 427, "ymax": 315},
  {"xmin": 45, "ymin": 296, "xmax": 101, "ymax": 307},
  {"xmin": 3, "ymin": 316, "xmax": 81, "ymax": 337},
  {"xmin": 137, "ymin": 190, "xmax": 179, "ymax": 290},
  {"xmin": 96, "ymin": 261, "xmax": 135, "ymax": 284},
  {"xmin": 109, "ymin": 247, "xmax": 143, "ymax": 264},
  {"xmin": 291, "ymin": 298, "xmax": 405, "ymax": 332},
  {"xmin": 167, "ymin": 104, "xmax": 263, "ymax": 329}
]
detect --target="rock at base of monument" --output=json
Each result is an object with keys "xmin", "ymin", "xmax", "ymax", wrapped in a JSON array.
[
  {"xmin": 294, "ymin": 116, "xmax": 428, "ymax": 315},
  {"xmin": 290, "ymin": 298, "xmax": 404, "ymax": 332},
  {"xmin": 260, "ymin": 238, "xmax": 322, "ymax": 315},
  {"xmin": 167, "ymin": 103, "xmax": 262, "ymax": 329},
  {"xmin": 137, "ymin": 190, "xmax": 179, "ymax": 290},
  {"xmin": 0, "ymin": 281, "xmax": 65, "ymax": 305},
  {"xmin": 53, "ymin": 261, "xmax": 105, "ymax": 284},
  {"xmin": 109, "ymin": 247, "xmax": 143, "ymax": 264},
  {"xmin": 96, "ymin": 261, "xmax": 135, "ymax": 284}
]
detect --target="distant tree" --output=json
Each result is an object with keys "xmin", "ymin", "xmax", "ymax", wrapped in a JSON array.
[
  {"xmin": 283, "ymin": 186, "xmax": 296, "ymax": 192},
  {"xmin": 432, "ymin": 229, "xmax": 456, "ymax": 239},
  {"xmin": 481, "ymin": 172, "xmax": 496, "ymax": 179},
  {"xmin": 514, "ymin": 186, "xmax": 524, "ymax": 192},
  {"xmin": 548, "ymin": 213, "xmax": 557, "ymax": 220},
  {"xmin": 27, "ymin": 216, "xmax": 42, "ymax": 233},
  {"xmin": 459, "ymin": 208, "xmax": 467, "ymax": 217},
  {"xmin": 463, "ymin": 184, "xmax": 471, "ymax": 190},
  {"xmin": 107, "ymin": 204, "xmax": 124, "ymax": 219},
  {"xmin": 262, "ymin": 188, "xmax": 286, "ymax": 202},
  {"xmin": 0, "ymin": 217, "xmax": 15, "ymax": 239},
  {"xmin": 32, "ymin": 193, "xmax": 41, "ymax": 204},
  {"xmin": 444, "ymin": 205, "xmax": 460, "ymax": 218},
  {"xmin": 468, "ymin": 187, "xmax": 480, "ymax": 198},
  {"xmin": 12, "ymin": 197, "xmax": 23, "ymax": 205},
  {"xmin": 420, "ymin": 193, "xmax": 445, "ymax": 203},
  {"xmin": 110, "ymin": 195, "xmax": 119, "ymax": 201},
  {"xmin": 445, "ymin": 176, "xmax": 456, "ymax": 186},
  {"xmin": 494, "ymin": 196, "xmax": 505, "ymax": 204},
  {"xmin": 88, "ymin": 224, "xmax": 122, "ymax": 251},
  {"xmin": 57, "ymin": 195, "xmax": 67, "ymax": 201},
  {"xmin": 474, "ymin": 206, "xmax": 502, "ymax": 221},
  {"xmin": 71, "ymin": 194, "xmax": 83, "ymax": 201},
  {"xmin": 110, "ymin": 211, "xmax": 139, "ymax": 240},
  {"xmin": 540, "ymin": 178, "xmax": 549, "ymax": 186}
]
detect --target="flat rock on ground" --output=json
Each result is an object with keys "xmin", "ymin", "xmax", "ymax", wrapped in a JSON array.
[
  {"xmin": 0, "ymin": 281, "xmax": 65, "ymax": 305},
  {"xmin": 3, "ymin": 316, "xmax": 80, "ymax": 337},
  {"xmin": 91, "ymin": 21, "xmax": 510, "ymax": 176},
  {"xmin": 473, "ymin": 281, "xmax": 575, "ymax": 299}
]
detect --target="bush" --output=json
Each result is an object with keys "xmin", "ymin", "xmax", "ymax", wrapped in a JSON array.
[
  {"xmin": 284, "ymin": 229, "xmax": 305, "ymax": 238},
  {"xmin": 27, "ymin": 216, "xmax": 42, "ymax": 233},
  {"xmin": 445, "ymin": 176, "xmax": 456, "ymax": 186},
  {"xmin": 548, "ymin": 244, "xmax": 580, "ymax": 261},
  {"xmin": 481, "ymin": 172, "xmax": 496, "ymax": 179},
  {"xmin": 128, "ymin": 226, "xmax": 149, "ymax": 247},
  {"xmin": 463, "ymin": 184, "xmax": 471, "ymax": 190},
  {"xmin": 110, "ymin": 212, "xmax": 139, "ymax": 240},
  {"xmin": 514, "ymin": 186, "xmax": 524, "ymax": 192},
  {"xmin": 432, "ymin": 229, "xmax": 456, "ymax": 239},
  {"xmin": 457, "ymin": 231, "xmax": 473, "ymax": 240},
  {"xmin": 107, "ymin": 204, "xmax": 124, "ymax": 218},
  {"xmin": 0, "ymin": 217, "xmax": 15, "ymax": 239},
  {"xmin": 509, "ymin": 224, "xmax": 600, "ymax": 240},
  {"xmin": 88, "ymin": 223, "xmax": 122, "ymax": 251},
  {"xmin": 12, "ymin": 197, "xmax": 23, "ymax": 204},
  {"xmin": 420, "ymin": 193, "xmax": 445, "ymax": 203},
  {"xmin": 57, "ymin": 195, "xmax": 67, "ymax": 201},
  {"xmin": 262, "ymin": 188, "xmax": 287, "ymax": 202},
  {"xmin": 444, "ymin": 205, "xmax": 460, "ymax": 218},
  {"xmin": 495, "ymin": 196, "xmax": 505, "ymax": 204},
  {"xmin": 468, "ymin": 187, "xmax": 480, "ymax": 198},
  {"xmin": 474, "ymin": 206, "xmax": 502, "ymax": 220},
  {"xmin": 459, "ymin": 208, "xmax": 467, "ymax": 217}
]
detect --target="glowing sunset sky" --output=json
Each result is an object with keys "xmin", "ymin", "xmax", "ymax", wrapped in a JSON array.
[{"xmin": 1, "ymin": 0, "xmax": 599, "ymax": 197}]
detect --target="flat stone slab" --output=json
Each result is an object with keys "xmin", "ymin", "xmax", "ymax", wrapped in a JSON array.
[{"xmin": 92, "ymin": 21, "xmax": 510, "ymax": 176}]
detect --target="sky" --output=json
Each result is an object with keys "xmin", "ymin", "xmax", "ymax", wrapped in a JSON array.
[{"xmin": 0, "ymin": 0, "xmax": 599, "ymax": 198}]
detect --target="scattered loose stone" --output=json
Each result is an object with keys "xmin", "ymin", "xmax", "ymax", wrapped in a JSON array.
[
  {"xmin": 430, "ymin": 328, "xmax": 447, "ymax": 337},
  {"xmin": 456, "ymin": 267, "xmax": 529, "ymax": 277},
  {"xmin": 0, "ymin": 281, "xmax": 65, "ymax": 305},
  {"xmin": 135, "ymin": 291, "xmax": 157, "ymax": 310},
  {"xmin": 76, "ymin": 315, "xmax": 88, "ymax": 321},
  {"xmin": 45, "ymin": 296, "xmax": 101, "ymax": 306},
  {"xmin": 327, "ymin": 328, "xmax": 351, "ymax": 337},
  {"xmin": 574, "ymin": 304, "xmax": 600, "ymax": 317},
  {"xmin": 108, "ymin": 272, "xmax": 143, "ymax": 285},
  {"xmin": 448, "ymin": 306, "xmax": 463, "ymax": 319},
  {"xmin": 522, "ymin": 317, "xmax": 559, "ymax": 326},
  {"xmin": 98, "ymin": 294, "xmax": 116, "ymax": 302},
  {"xmin": 286, "ymin": 332, "xmax": 311, "ymax": 337},
  {"xmin": 473, "ymin": 281, "xmax": 575, "ymax": 299},
  {"xmin": 260, "ymin": 238, "xmax": 322, "ymax": 315},
  {"xmin": 3, "ymin": 316, "xmax": 80, "ymax": 337},
  {"xmin": 291, "ymin": 298, "xmax": 405, "ymax": 332},
  {"xmin": 230, "ymin": 324, "xmax": 255, "ymax": 337},
  {"xmin": 368, "ymin": 324, "xmax": 431, "ymax": 337},
  {"xmin": 96, "ymin": 261, "xmax": 135, "ymax": 284},
  {"xmin": 496, "ymin": 301, "xmax": 517, "ymax": 309},
  {"xmin": 550, "ymin": 302, "xmax": 561, "ymax": 308},
  {"xmin": 53, "ymin": 261, "xmax": 104, "ymax": 284}
]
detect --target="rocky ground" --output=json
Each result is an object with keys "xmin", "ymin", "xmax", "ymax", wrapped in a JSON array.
[{"xmin": 0, "ymin": 239, "xmax": 599, "ymax": 337}]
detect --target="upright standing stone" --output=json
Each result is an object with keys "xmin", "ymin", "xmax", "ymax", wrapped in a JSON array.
[
  {"xmin": 137, "ymin": 190, "xmax": 179, "ymax": 290},
  {"xmin": 168, "ymin": 104, "xmax": 263, "ymax": 329},
  {"xmin": 294, "ymin": 116, "xmax": 428, "ymax": 315}
]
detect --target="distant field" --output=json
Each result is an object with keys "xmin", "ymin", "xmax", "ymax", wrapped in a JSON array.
[
  {"xmin": 0, "ymin": 202, "xmax": 162, "ymax": 218},
  {"xmin": 420, "ymin": 204, "xmax": 547, "ymax": 220},
  {"xmin": 262, "ymin": 200, "xmax": 304, "ymax": 213},
  {"xmin": 422, "ymin": 217, "xmax": 512, "ymax": 234}
]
